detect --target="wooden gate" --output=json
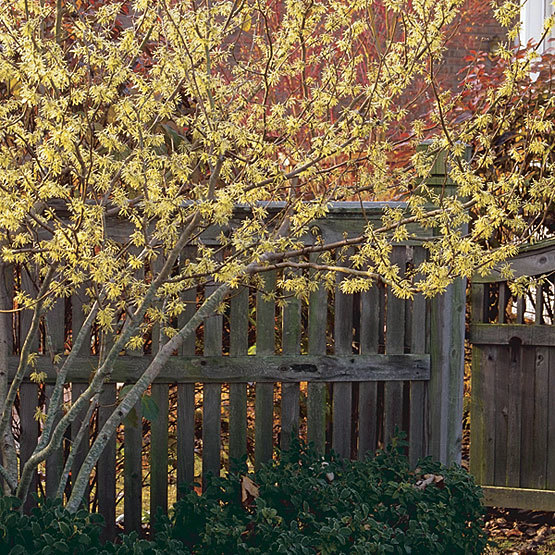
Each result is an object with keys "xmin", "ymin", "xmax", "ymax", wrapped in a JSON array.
[
  {"xmin": 470, "ymin": 240, "xmax": 555, "ymax": 511},
  {"xmin": 6, "ymin": 203, "xmax": 467, "ymax": 538}
]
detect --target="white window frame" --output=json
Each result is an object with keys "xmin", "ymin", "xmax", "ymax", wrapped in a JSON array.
[{"xmin": 520, "ymin": 0, "xmax": 555, "ymax": 52}]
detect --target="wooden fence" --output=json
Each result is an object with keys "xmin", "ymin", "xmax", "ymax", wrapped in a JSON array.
[
  {"xmin": 470, "ymin": 239, "xmax": 555, "ymax": 511},
  {"xmin": 5, "ymin": 203, "xmax": 467, "ymax": 540}
]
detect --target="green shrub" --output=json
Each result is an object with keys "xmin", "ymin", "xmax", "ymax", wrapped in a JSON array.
[
  {"xmin": 0, "ymin": 496, "xmax": 187, "ymax": 555},
  {"xmin": 0, "ymin": 495, "xmax": 104, "ymax": 554},
  {"xmin": 0, "ymin": 438, "xmax": 488, "ymax": 554},
  {"xmin": 170, "ymin": 437, "xmax": 488, "ymax": 554}
]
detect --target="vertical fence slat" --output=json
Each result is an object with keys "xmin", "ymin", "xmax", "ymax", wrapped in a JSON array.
[
  {"xmin": 470, "ymin": 282, "xmax": 486, "ymax": 484},
  {"xmin": 358, "ymin": 285, "xmax": 380, "ymax": 458},
  {"xmin": 229, "ymin": 287, "xmax": 248, "ymax": 466},
  {"xmin": 532, "ymin": 346, "xmax": 549, "ymax": 489},
  {"xmin": 384, "ymin": 246, "xmax": 406, "ymax": 445},
  {"xmin": 98, "ymin": 383, "xmax": 117, "ymax": 542},
  {"xmin": 177, "ymin": 384, "xmax": 195, "ymax": 490},
  {"xmin": 70, "ymin": 289, "xmax": 90, "ymax": 504},
  {"xmin": 177, "ymin": 279, "xmax": 197, "ymax": 494},
  {"xmin": 19, "ymin": 384, "xmax": 39, "ymax": 511},
  {"xmin": 332, "ymin": 274, "xmax": 353, "ymax": 458},
  {"xmin": 547, "ymin": 347, "xmax": 555, "ymax": 491},
  {"xmin": 20, "ymin": 265, "xmax": 39, "ymax": 512},
  {"xmin": 124, "ymin": 277, "xmax": 144, "ymax": 530},
  {"xmin": 409, "ymin": 246, "xmax": 427, "ymax": 465},
  {"xmin": 150, "ymin": 383, "xmax": 169, "ymax": 519},
  {"xmin": 149, "ymin": 257, "xmax": 170, "ymax": 518},
  {"xmin": 0, "ymin": 263, "xmax": 14, "ymax": 491},
  {"xmin": 516, "ymin": 295, "xmax": 525, "ymax": 324},
  {"xmin": 505, "ymin": 339, "xmax": 523, "ymax": 487},
  {"xmin": 254, "ymin": 271, "xmax": 275, "ymax": 470},
  {"xmin": 493, "ymin": 347, "xmax": 509, "ymax": 485},
  {"xmin": 202, "ymin": 279, "xmax": 223, "ymax": 484},
  {"xmin": 124, "ymin": 400, "xmax": 142, "ymax": 534},
  {"xmin": 281, "ymin": 279, "xmax": 300, "ymax": 452},
  {"xmin": 429, "ymin": 264, "xmax": 466, "ymax": 465},
  {"xmin": 498, "ymin": 282, "xmax": 509, "ymax": 323},
  {"xmin": 45, "ymin": 297, "xmax": 65, "ymax": 498},
  {"xmin": 71, "ymin": 383, "xmax": 90, "ymax": 505},
  {"xmin": 520, "ymin": 347, "xmax": 537, "ymax": 489},
  {"xmin": 307, "ymin": 255, "xmax": 327, "ymax": 454}
]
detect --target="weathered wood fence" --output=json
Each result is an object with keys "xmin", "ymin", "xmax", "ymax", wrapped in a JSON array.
[
  {"xmin": 6, "ymin": 202, "xmax": 467, "ymax": 540},
  {"xmin": 470, "ymin": 239, "xmax": 555, "ymax": 511}
]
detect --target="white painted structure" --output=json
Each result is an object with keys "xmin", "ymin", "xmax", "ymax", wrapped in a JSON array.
[{"xmin": 521, "ymin": 0, "xmax": 555, "ymax": 51}]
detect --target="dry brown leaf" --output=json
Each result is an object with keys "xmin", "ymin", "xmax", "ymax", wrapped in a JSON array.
[{"xmin": 241, "ymin": 475, "xmax": 259, "ymax": 505}]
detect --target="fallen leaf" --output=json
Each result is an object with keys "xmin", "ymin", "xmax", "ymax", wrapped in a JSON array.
[{"xmin": 241, "ymin": 475, "xmax": 259, "ymax": 506}]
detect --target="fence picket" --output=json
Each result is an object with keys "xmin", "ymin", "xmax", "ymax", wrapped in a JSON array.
[
  {"xmin": 20, "ymin": 265, "xmax": 39, "ymax": 512},
  {"xmin": 71, "ymin": 383, "xmax": 90, "ymax": 505},
  {"xmin": 98, "ymin": 383, "xmax": 117, "ymax": 542},
  {"xmin": 124, "ymin": 399, "xmax": 142, "ymax": 534},
  {"xmin": 532, "ymin": 346, "xmax": 549, "ymax": 489},
  {"xmin": 150, "ymin": 383, "xmax": 169, "ymax": 519},
  {"xmin": 229, "ymin": 287, "xmax": 248, "ymax": 466},
  {"xmin": 202, "ymin": 280, "xmax": 223, "ymax": 484},
  {"xmin": 409, "ymin": 246, "xmax": 427, "ymax": 464},
  {"xmin": 520, "ymin": 347, "xmax": 537, "ymax": 489},
  {"xmin": 358, "ymin": 284, "xmax": 381, "ymax": 458},
  {"xmin": 281, "ymin": 276, "xmax": 301, "ymax": 452},
  {"xmin": 332, "ymin": 273, "xmax": 353, "ymax": 458},
  {"xmin": 547, "ymin": 347, "xmax": 555, "ymax": 491},
  {"xmin": 19, "ymin": 384, "xmax": 39, "ymax": 512},
  {"xmin": 493, "ymin": 347, "xmax": 509, "ymax": 485},
  {"xmin": 45, "ymin": 296, "xmax": 65, "ymax": 498},
  {"xmin": 177, "ymin": 274, "xmax": 197, "ymax": 493},
  {"xmin": 384, "ymin": 246, "xmax": 406, "ymax": 445},
  {"xmin": 255, "ymin": 271, "xmax": 276, "ymax": 470},
  {"xmin": 506, "ymin": 340, "xmax": 523, "ymax": 487},
  {"xmin": 307, "ymin": 255, "xmax": 327, "ymax": 454}
]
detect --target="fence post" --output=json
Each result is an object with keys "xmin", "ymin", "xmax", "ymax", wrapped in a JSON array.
[{"xmin": 423, "ymin": 145, "xmax": 470, "ymax": 465}]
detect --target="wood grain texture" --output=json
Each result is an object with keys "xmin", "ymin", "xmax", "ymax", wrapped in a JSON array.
[
  {"xmin": 470, "ymin": 324, "xmax": 555, "ymax": 346},
  {"xmin": 307, "ymin": 255, "xmax": 327, "ymax": 454},
  {"xmin": 358, "ymin": 285, "xmax": 381, "ymax": 459},
  {"xmin": 332, "ymin": 273, "xmax": 353, "ymax": 458},
  {"xmin": 409, "ymin": 246, "xmax": 427, "ymax": 465},
  {"xmin": 547, "ymin": 347, "xmax": 555, "ymax": 491},
  {"xmin": 506, "ymin": 340, "xmax": 523, "ymax": 487},
  {"xmin": 150, "ymin": 383, "xmax": 169, "ymax": 520},
  {"xmin": 531, "ymin": 347, "xmax": 549, "ymax": 489},
  {"xmin": 177, "ymin": 265, "xmax": 197, "ymax": 495},
  {"xmin": 493, "ymin": 347, "xmax": 509, "ymax": 486},
  {"xmin": 71, "ymin": 383, "xmax": 90, "ymax": 507},
  {"xmin": 482, "ymin": 486, "xmax": 555, "ymax": 512},
  {"xmin": 177, "ymin": 384, "xmax": 195, "ymax": 491},
  {"xmin": 124, "ymin": 400, "xmax": 142, "ymax": 534},
  {"xmin": 19, "ymin": 383, "xmax": 38, "ymax": 512},
  {"xmin": 429, "ymin": 270, "xmax": 466, "ymax": 465},
  {"xmin": 202, "ymin": 278, "xmax": 223, "ymax": 486},
  {"xmin": 44, "ymin": 295, "xmax": 65, "ymax": 498},
  {"xmin": 281, "ymin": 280, "xmax": 300, "ymax": 452},
  {"xmin": 255, "ymin": 271, "xmax": 275, "ymax": 470},
  {"xmin": 519, "ymin": 347, "xmax": 537, "ymax": 489},
  {"xmin": 229, "ymin": 287, "xmax": 248, "ymax": 466},
  {"xmin": 98, "ymin": 384, "xmax": 117, "ymax": 542},
  {"xmin": 7, "ymin": 354, "xmax": 430, "ymax": 383},
  {"xmin": 384, "ymin": 246, "xmax": 406, "ymax": 446}
]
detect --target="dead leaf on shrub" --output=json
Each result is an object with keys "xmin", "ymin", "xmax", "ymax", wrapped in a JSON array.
[
  {"xmin": 241, "ymin": 475, "xmax": 259, "ymax": 506},
  {"xmin": 415, "ymin": 474, "xmax": 445, "ymax": 490}
]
